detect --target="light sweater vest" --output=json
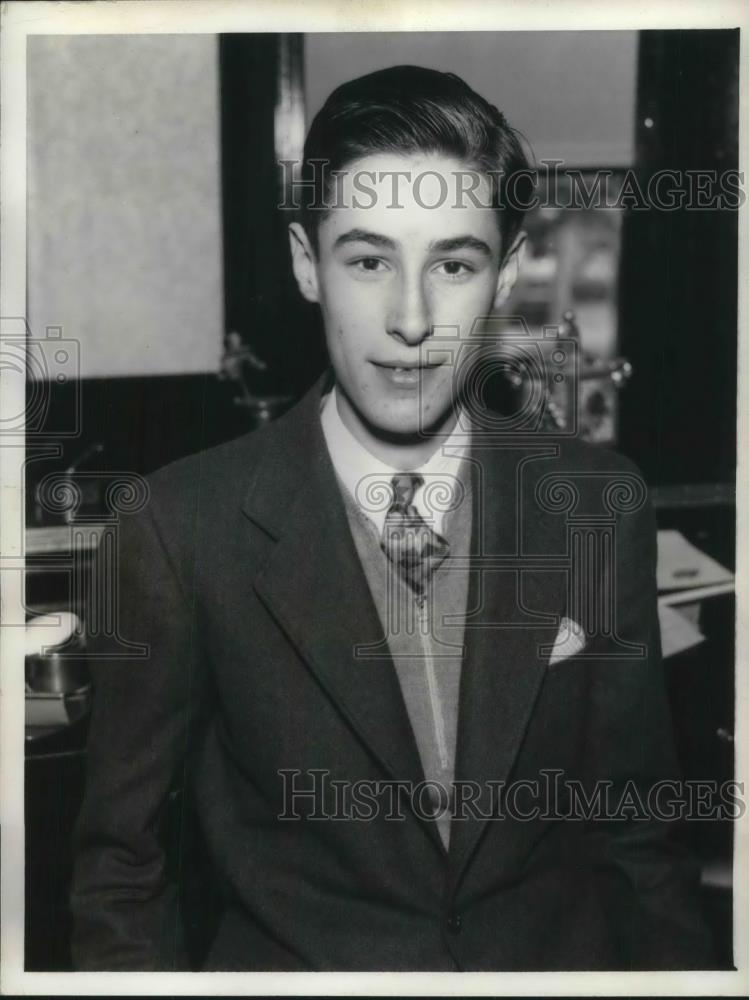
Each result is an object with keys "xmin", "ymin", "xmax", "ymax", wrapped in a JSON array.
[{"xmin": 338, "ymin": 470, "xmax": 473, "ymax": 849}]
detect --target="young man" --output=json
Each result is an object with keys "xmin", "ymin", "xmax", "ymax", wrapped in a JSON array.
[{"xmin": 71, "ymin": 65, "xmax": 715, "ymax": 971}]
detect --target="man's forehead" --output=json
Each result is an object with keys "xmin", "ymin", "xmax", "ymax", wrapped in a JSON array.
[{"xmin": 319, "ymin": 151, "xmax": 501, "ymax": 251}]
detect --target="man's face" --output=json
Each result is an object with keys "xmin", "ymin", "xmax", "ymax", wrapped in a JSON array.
[{"xmin": 290, "ymin": 152, "xmax": 522, "ymax": 443}]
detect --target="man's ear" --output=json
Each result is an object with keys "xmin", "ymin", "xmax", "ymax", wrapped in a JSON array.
[
  {"xmin": 288, "ymin": 222, "xmax": 320, "ymax": 304},
  {"xmin": 493, "ymin": 231, "xmax": 527, "ymax": 310}
]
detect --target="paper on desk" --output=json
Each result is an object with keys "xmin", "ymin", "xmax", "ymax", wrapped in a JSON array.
[
  {"xmin": 656, "ymin": 529, "xmax": 733, "ymax": 593},
  {"xmin": 658, "ymin": 601, "xmax": 706, "ymax": 659}
]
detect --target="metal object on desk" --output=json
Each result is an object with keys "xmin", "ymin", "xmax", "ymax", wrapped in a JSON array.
[
  {"xmin": 219, "ymin": 330, "xmax": 292, "ymax": 425},
  {"xmin": 549, "ymin": 310, "xmax": 633, "ymax": 442},
  {"xmin": 25, "ymin": 626, "xmax": 91, "ymax": 736},
  {"xmin": 506, "ymin": 310, "xmax": 633, "ymax": 442}
]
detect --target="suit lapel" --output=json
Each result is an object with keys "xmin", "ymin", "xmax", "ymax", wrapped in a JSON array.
[
  {"xmin": 448, "ymin": 439, "xmax": 568, "ymax": 882},
  {"xmin": 241, "ymin": 381, "xmax": 444, "ymax": 854}
]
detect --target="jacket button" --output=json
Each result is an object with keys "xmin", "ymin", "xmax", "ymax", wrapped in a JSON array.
[{"xmin": 446, "ymin": 911, "xmax": 462, "ymax": 934}]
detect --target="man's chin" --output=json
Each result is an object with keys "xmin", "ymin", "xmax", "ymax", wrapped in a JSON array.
[{"xmin": 366, "ymin": 402, "xmax": 456, "ymax": 443}]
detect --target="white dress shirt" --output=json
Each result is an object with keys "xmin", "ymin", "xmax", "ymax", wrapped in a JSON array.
[{"xmin": 320, "ymin": 386, "xmax": 469, "ymax": 537}]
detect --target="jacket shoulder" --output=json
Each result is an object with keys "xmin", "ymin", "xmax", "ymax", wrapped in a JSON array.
[
  {"xmin": 146, "ymin": 425, "xmax": 269, "ymax": 505},
  {"xmin": 144, "ymin": 396, "xmax": 309, "ymax": 515},
  {"xmin": 555, "ymin": 436, "xmax": 645, "ymax": 478},
  {"xmin": 531, "ymin": 437, "xmax": 655, "ymax": 527}
]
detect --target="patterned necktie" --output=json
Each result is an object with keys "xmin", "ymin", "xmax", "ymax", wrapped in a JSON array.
[{"xmin": 380, "ymin": 473, "xmax": 450, "ymax": 598}]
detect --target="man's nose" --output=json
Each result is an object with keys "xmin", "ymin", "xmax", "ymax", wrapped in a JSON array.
[{"xmin": 386, "ymin": 273, "xmax": 431, "ymax": 346}]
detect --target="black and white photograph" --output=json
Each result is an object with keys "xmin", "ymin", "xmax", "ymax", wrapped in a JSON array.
[{"xmin": 0, "ymin": 1, "xmax": 746, "ymax": 994}]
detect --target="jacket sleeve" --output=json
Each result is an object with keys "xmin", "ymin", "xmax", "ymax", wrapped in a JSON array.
[
  {"xmin": 582, "ymin": 476, "xmax": 719, "ymax": 968},
  {"xmin": 70, "ymin": 498, "xmax": 207, "ymax": 970}
]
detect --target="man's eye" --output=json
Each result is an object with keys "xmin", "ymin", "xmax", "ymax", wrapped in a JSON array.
[
  {"xmin": 351, "ymin": 257, "xmax": 387, "ymax": 273},
  {"xmin": 436, "ymin": 260, "xmax": 475, "ymax": 278}
]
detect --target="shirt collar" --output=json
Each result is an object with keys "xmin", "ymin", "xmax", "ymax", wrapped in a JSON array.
[{"xmin": 320, "ymin": 385, "xmax": 469, "ymax": 536}]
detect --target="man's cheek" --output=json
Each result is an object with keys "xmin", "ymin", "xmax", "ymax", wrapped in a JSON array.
[
  {"xmin": 327, "ymin": 318, "xmax": 376, "ymax": 388},
  {"xmin": 433, "ymin": 284, "xmax": 496, "ymax": 336}
]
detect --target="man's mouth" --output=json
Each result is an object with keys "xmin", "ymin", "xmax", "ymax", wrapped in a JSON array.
[{"xmin": 371, "ymin": 360, "xmax": 442, "ymax": 387}]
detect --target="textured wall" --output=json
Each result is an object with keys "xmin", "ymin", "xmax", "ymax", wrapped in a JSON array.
[
  {"xmin": 27, "ymin": 35, "xmax": 223, "ymax": 378},
  {"xmin": 305, "ymin": 31, "xmax": 637, "ymax": 167}
]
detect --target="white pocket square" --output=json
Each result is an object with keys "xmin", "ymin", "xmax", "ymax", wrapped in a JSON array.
[{"xmin": 548, "ymin": 616, "xmax": 587, "ymax": 665}]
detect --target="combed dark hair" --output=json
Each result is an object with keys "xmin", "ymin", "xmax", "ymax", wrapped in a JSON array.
[{"xmin": 301, "ymin": 64, "xmax": 533, "ymax": 258}]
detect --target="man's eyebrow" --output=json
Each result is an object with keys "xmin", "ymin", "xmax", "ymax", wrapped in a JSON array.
[
  {"xmin": 429, "ymin": 235, "xmax": 493, "ymax": 256},
  {"xmin": 331, "ymin": 230, "xmax": 494, "ymax": 256},
  {"xmin": 333, "ymin": 229, "xmax": 398, "ymax": 251}
]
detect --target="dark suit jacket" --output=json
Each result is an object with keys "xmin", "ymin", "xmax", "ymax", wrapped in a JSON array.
[{"xmin": 70, "ymin": 375, "xmax": 716, "ymax": 971}]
